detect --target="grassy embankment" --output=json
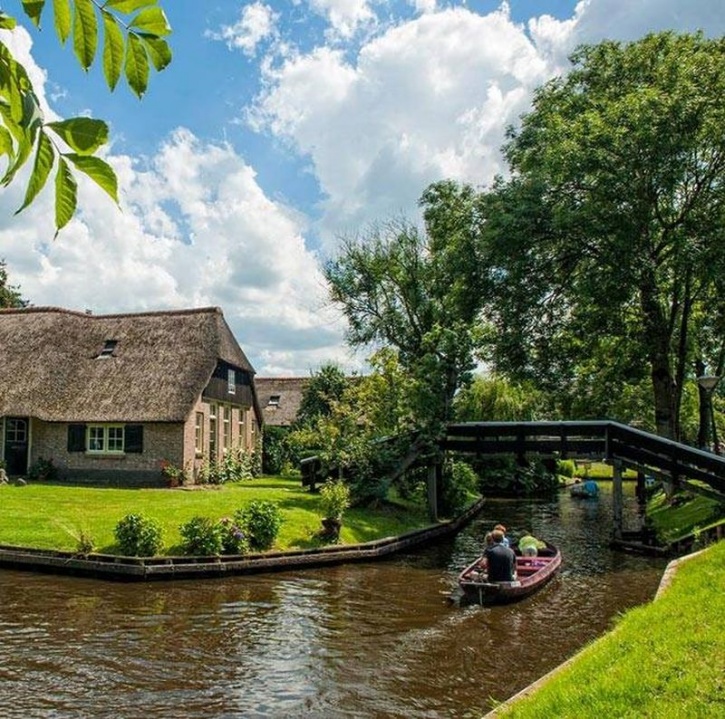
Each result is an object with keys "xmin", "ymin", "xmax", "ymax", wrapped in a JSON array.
[
  {"xmin": 647, "ymin": 486, "xmax": 725, "ymax": 545},
  {"xmin": 0, "ymin": 477, "xmax": 430, "ymax": 555},
  {"xmin": 492, "ymin": 538, "xmax": 725, "ymax": 718}
]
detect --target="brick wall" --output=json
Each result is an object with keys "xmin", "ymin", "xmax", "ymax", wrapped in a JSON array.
[{"xmin": 30, "ymin": 419, "xmax": 184, "ymax": 486}]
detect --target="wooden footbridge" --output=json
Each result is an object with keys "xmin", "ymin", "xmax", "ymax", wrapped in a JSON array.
[
  {"xmin": 440, "ymin": 420, "xmax": 725, "ymax": 541},
  {"xmin": 301, "ymin": 420, "xmax": 725, "ymax": 545}
]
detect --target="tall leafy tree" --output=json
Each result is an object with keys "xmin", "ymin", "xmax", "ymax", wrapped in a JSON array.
[
  {"xmin": 486, "ymin": 32, "xmax": 725, "ymax": 439},
  {"xmin": 325, "ymin": 182, "xmax": 486, "ymax": 441},
  {"xmin": 1, "ymin": 1, "xmax": 171, "ymax": 235},
  {"xmin": 296, "ymin": 363, "xmax": 350, "ymax": 427},
  {"xmin": 0, "ymin": 258, "xmax": 26, "ymax": 307}
]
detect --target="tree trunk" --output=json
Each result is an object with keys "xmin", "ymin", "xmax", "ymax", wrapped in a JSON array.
[{"xmin": 641, "ymin": 272, "xmax": 677, "ymax": 439}]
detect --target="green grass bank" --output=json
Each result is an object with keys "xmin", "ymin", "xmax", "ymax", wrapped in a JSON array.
[
  {"xmin": 490, "ymin": 539, "xmax": 725, "ymax": 718},
  {"xmin": 0, "ymin": 477, "xmax": 430, "ymax": 555}
]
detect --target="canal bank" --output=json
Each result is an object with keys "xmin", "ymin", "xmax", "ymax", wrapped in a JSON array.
[
  {"xmin": 484, "ymin": 539, "xmax": 725, "ymax": 718},
  {"xmin": 0, "ymin": 498, "xmax": 486, "ymax": 581}
]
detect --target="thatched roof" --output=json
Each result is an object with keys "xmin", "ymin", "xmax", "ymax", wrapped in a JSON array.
[
  {"xmin": 0, "ymin": 306, "xmax": 256, "ymax": 423},
  {"xmin": 255, "ymin": 377, "xmax": 310, "ymax": 427}
]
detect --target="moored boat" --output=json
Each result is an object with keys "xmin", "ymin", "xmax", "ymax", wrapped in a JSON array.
[
  {"xmin": 457, "ymin": 541, "xmax": 562, "ymax": 605},
  {"xmin": 570, "ymin": 479, "xmax": 599, "ymax": 498}
]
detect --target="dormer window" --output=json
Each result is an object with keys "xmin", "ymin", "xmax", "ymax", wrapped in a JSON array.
[
  {"xmin": 268, "ymin": 394, "xmax": 281, "ymax": 407},
  {"xmin": 98, "ymin": 339, "xmax": 118, "ymax": 359}
]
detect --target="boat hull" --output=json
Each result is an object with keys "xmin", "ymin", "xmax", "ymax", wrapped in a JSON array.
[{"xmin": 457, "ymin": 542, "xmax": 561, "ymax": 605}]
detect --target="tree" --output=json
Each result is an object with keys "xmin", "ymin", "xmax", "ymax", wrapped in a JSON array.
[
  {"xmin": 486, "ymin": 32, "xmax": 725, "ymax": 439},
  {"xmin": 324, "ymin": 182, "xmax": 487, "ymax": 442},
  {"xmin": 453, "ymin": 374, "xmax": 548, "ymax": 423},
  {"xmin": 296, "ymin": 363, "xmax": 349, "ymax": 427},
  {"xmin": 0, "ymin": 258, "xmax": 26, "ymax": 307},
  {"xmin": 1, "ymin": 1, "xmax": 171, "ymax": 236}
]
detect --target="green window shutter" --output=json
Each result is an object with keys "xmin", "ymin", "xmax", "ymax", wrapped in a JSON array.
[
  {"xmin": 67, "ymin": 424, "xmax": 86, "ymax": 452},
  {"xmin": 124, "ymin": 425, "xmax": 144, "ymax": 453}
]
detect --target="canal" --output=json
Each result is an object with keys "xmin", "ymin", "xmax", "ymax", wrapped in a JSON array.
[{"xmin": 0, "ymin": 484, "xmax": 668, "ymax": 718}]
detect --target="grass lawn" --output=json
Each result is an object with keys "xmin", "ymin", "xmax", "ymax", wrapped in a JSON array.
[
  {"xmin": 494, "ymin": 539, "xmax": 725, "ymax": 718},
  {"xmin": 647, "ymin": 486, "xmax": 725, "ymax": 544},
  {"xmin": 0, "ymin": 477, "xmax": 431, "ymax": 555}
]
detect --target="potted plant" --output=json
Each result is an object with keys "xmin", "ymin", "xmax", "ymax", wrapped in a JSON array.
[
  {"xmin": 160, "ymin": 459, "xmax": 184, "ymax": 488},
  {"xmin": 319, "ymin": 479, "xmax": 351, "ymax": 541}
]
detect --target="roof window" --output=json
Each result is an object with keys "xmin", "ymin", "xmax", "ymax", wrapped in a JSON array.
[
  {"xmin": 98, "ymin": 339, "xmax": 118, "ymax": 358},
  {"xmin": 268, "ymin": 394, "xmax": 281, "ymax": 407}
]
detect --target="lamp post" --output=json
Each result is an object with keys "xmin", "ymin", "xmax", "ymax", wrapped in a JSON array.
[{"xmin": 697, "ymin": 374, "xmax": 721, "ymax": 452}]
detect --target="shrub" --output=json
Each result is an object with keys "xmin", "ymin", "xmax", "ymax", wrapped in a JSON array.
[
  {"xmin": 557, "ymin": 459, "xmax": 576, "ymax": 478},
  {"xmin": 262, "ymin": 426, "xmax": 293, "ymax": 475},
  {"xmin": 114, "ymin": 513, "xmax": 163, "ymax": 556},
  {"xmin": 27, "ymin": 457, "xmax": 58, "ymax": 482},
  {"xmin": 179, "ymin": 516, "xmax": 223, "ymax": 555},
  {"xmin": 234, "ymin": 500, "xmax": 283, "ymax": 551},
  {"xmin": 218, "ymin": 516, "xmax": 249, "ymax": 555},
  {"xmin": 221, "ymin": 447, "xmax": 257, "ymax": 482},
  {"xmin": 440, "ymin": 460, "xmax": 479, "ymax": 516},
  {"xmin": 319, "ymin": 479, "xmax": 352, "ymax": 520}
]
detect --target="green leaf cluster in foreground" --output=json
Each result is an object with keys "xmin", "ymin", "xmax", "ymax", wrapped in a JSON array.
[
  {"xmin": 1, "ymin": 1, "xmax": 171, "ymax": 234},
  {"xmin": 495, "ymin": 540, "xmax": 725, "ymax": 718}
]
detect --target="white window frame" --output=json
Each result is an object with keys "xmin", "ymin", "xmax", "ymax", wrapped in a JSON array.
[
  {"xmin": 195, "ymin": 412, "xmax": 204, "ymax": 456},
  {"xmin": 222, "ymin": 404, "xmax": 231, "ymax": 452},
  {"xmin": 227, "ymin": 368, "xmax": 236, "ymax": 394},
  {"xmin": 86, "ymin": 424, "xmax": 125, "ymax": 454}
]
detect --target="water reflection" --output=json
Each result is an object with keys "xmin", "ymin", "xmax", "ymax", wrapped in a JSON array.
[{"xmin": 0, "ymin": 485, "xmax": 667, "ymax": 718}]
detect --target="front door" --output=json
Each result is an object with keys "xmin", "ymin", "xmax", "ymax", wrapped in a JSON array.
[{"xmin": 4, "ymin": 417, "xmax": 29, "ymax": 475}]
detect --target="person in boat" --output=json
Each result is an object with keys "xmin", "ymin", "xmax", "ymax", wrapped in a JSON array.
[
  {"xmin": 518, "ymin": 532, "xmax": 544, "ymax": 557},
  {"xmin": 484, "ymin": 529, "xmax": 516, "ymax": 582},
  {"xmin": 493, "ymin": 524, "xmax": 510, "ymax": 547},
  {"xmin": 582, "ymin": 478, "xmax": 599, "ymax": 496}
]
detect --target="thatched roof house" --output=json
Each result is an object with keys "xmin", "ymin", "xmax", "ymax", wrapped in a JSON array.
[
  {"xmin": 0, "ymin": 306, "xmax": 262, "ymax": 485},
  {"xmin": 255, "ymin": 377, "xmax": 310, "ymax": 427}
]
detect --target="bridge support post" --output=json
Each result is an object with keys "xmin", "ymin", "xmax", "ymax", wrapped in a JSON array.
[
  {"xmin": 612, "ymin": 459, "xmax": 623, "ymax": 541},
  {"xmin": 427, "ymin": 464, "xmax": 438, "ymax": 523}
]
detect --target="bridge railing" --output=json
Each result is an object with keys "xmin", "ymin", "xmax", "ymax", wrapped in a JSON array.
[{"xmin": 443, "ymin": 420, "xmax": 725, "ymax": 495}]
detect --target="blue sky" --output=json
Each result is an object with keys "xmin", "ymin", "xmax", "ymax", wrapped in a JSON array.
[{"xmin": 1, "ymin": 0, "xmax": 724, "ymax": 375}]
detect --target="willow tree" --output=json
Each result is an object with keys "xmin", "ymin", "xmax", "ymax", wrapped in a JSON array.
[
  {"xmin": 486, "ymin": 32, "xmax": 725, "ymax": 439},
  {"xmin": 1, "ymin": 0, "xmax": 171, "ymax": 235}
]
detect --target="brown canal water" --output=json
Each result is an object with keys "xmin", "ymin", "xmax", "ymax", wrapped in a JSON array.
[{"xmin": 0, "ymin": 485, "xmax": 668, "ymax": 718}]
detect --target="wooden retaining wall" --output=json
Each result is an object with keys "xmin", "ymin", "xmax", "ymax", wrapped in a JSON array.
[{"xmin": 0, "ymin": 498, "xmax": 486, "ymax": 582}]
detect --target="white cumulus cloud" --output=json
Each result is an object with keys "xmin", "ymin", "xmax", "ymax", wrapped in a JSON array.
[{"xmin": 207, "ymin": 1, "xmax": 279, "ymax": 56}]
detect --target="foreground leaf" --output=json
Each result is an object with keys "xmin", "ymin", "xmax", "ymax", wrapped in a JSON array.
[
  {"xmin": 47, "ymin": 118, "xmax": 109, "ymax": 154},
  {"xmin": 139, "ymin": 34, "xmax": 171, "ymax": 71},
  {"xmin": 55, "ymin": 157, "xmax": 77, "ymax": 236},
  {"xmin": 53, "ymin": 0, "xmax": 72, "ymax": 45},
  {"xmin": 16, "ymin": 129, "xmax": 55, "ymax": 214},
  {"xmin": 106, "ymin": 0, "xmax": 155, "ymax": 14},
  {"xmin": 0, "ymin": 125, "xmax": 13, "ymax": 158},
  {"xmin": 65, "ymin": 152, "xmax": 118, "ymax": 204},
  {"xmin": 124, "ymin": 32, "xmax": 149, "ymax": 98},
  {"xmin": 21, "ymin": 1, "xmax": 45, "ymax": 28},
  {"xmin": 73, "ymin": 0, "xmax": 98, "ymax": 70},
  {"xmin": 0, "ymin": 12, "xmax": 18, "ymax": 30},
  {"xmin": 101, "ymin": 10, "xmax": 124, "ymax": 90},
  {"xmin": 129, "ymin": 6, "xmax": 170, "ymax": 36}
]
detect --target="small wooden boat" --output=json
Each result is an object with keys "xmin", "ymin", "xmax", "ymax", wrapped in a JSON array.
[{"xmin": 457, "ymin": 541, "xmax": 562, "ymax": 605}]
